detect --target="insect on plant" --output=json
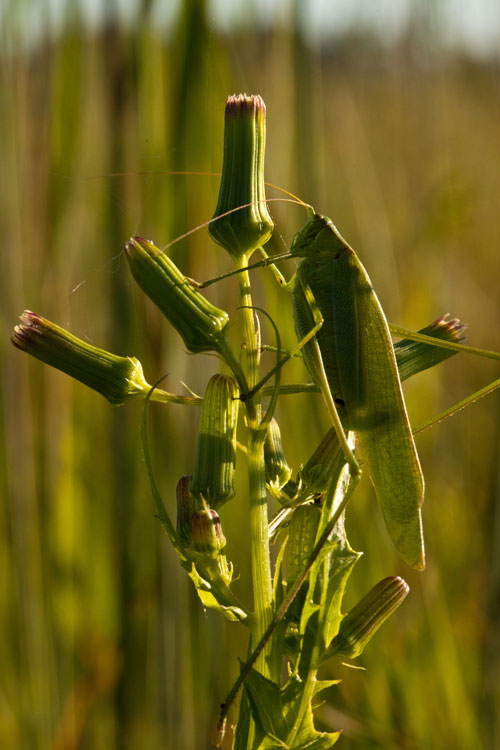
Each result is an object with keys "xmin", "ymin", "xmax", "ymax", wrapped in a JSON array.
[
  {"xmin": 200, "ymin": 200, "xmax": 500, "ymax": 743},
  {"xmin": 11, "ymin": 94, "xmax": 500, "ymax": 749}
]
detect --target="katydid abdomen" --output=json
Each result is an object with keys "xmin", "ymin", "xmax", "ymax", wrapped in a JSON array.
[{"xmin": 292, "ymin": 213, "xmax": 425, "ymax": 570}]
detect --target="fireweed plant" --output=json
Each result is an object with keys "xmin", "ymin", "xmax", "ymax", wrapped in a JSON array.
[{"xmin": 12, "ymin": 95, "xmax": 500, "ymax": 748}]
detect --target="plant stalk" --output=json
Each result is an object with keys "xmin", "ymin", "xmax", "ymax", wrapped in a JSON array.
[{"xmin": 237, "ymin": 256, "xmax": 273, "ymax": 677}]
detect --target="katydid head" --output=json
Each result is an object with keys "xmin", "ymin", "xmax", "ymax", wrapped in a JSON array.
[
  {"xmin": 291, "ymin": 211, "xmax": 351, "ymax": 260},
  {"xmin": 290, "ymin": 212, "xmax": 327, "ymax": 257}
]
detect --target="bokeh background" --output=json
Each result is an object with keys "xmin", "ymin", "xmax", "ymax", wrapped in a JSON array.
[{"xmin": 1, "ymin": 1, "xmax": 500, "ymax": 748}]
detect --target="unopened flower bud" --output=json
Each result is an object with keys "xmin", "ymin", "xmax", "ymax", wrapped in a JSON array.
[
  {"xmin": 11, "ymin": 311, "xmax": 151, "ymax": 405},
  {"xmin": 176, "ymin": 475, "xmax": 197, "ymax": 543},
  {"xmin": 395, "ymin": 314, "xmax": 467, "ymax": 382},
  {"xmin": 326, "ymin": 576, "xmax": 410, "ymax": 660},
  {"xmin": 209, "ymin": 94, "xmax": 274, "ymax": 261},
  {"xmin": 124, "ymin": 237, "xmax": 230, "ymax": 354},
  {"xmin": 190, "ymin": 374, "xmax": 239, "ymax": 509},
  {"xmin": 264, "ymin": 418, "xmax": 292, "ymax": 496},
  {"xmin": 190, "ymin": 508, "xmax": 227, "ymax": 557}
]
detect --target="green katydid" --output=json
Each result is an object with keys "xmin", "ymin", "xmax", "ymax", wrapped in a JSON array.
[
  {"xmin": 207, "ymin": 200, "xmax": 500, "ymax": 742},
  {"xmin": 289, "ymin": 208, "xmax": 425, "ymax": 570},
  {"xmin": 196, "ymin": 197, "xmax": 500, "ymax": 566}
]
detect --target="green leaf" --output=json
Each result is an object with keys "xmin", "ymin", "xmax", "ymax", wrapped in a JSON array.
[
  {"xmin": 253, "ymin": 735, "xmax": 289, "ymax": 749},
  {"xmin": 268, "ymin": 537, "xmax": 288, "ymax": 675},
  {"xmin": 282, "ymin": 677, "xmax": 341, "ymax": 749},
  {"xmin": 284, "ymin": 679, "xmax": 341, "ymax": 749},
  {"xmin": 244, "ymin": 669, "xmax": 289, "ymax": 739},
  {"xmin": 312, "ymin": 679, "xmax": 341, "ymax": 698},
  {"xmin": 287, "ymin": 466, "xmax": 360, "ymax": 672},
  {"xmin": 243, "ymin": 671, "xmax": 341, "ymax": 749},
  {"xmin": 322, "ymin": 532, "xmax": 361, "ymax": 648},
  {"xmin": 186, "ymin": 564, "xmax": 248, "ymax": 623},
  {"xmin": 299, "ymin": 485, "xmax": 359, "ymax": 654},
  {"xmin": 234, "ymin": 691, "xmax": 252, "ymax": 750},
  {"xmin": 272, "ymin": 536, "xmax": 287, "ymax": 611},
  {"xmin": 293, "ymin": 735, "xmax": 341, "ymax": 749}
]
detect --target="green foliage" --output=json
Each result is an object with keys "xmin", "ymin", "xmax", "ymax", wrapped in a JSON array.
[{"xmin": 243, "ymin": 669, "xmax": 341, "ymax": 748}]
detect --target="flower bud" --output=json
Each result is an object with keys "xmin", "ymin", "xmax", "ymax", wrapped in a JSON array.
[
  {"xmin": 190, "ymin": 374, "xmax": 239, "ymax": 509},
  {"xmin": 395, "ymin": 314, "xmax": 467, "ymax": 382},
  {"xmin": 176, "ymin": 475, "xmax": 197, "ymax": 544},
  {"xmin": 325, "ymin": 576, "xmax": 410, "ymax": 660},
  {"xmin": 11, "ymin": 311, "xmax": 151, "ymax": 405},
  {"xmin": 190, "ymin": 508, "xmax": 227, "ymax": 557},
  {"xmin": 264, "ymin": 417, "xmax": 292, "ymax": 496},
  {"xmin": 124, "ymin": 237, "xmax": 230, "ymax": 354},
  {"xmin": 209, "ymin": 94, "xmax": 274, "ymax": 261}
]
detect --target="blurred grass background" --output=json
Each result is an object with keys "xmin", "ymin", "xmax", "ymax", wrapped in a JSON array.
[{"xmin": 1, "ymin": 1, "xmax": 500, "ymax": 748}]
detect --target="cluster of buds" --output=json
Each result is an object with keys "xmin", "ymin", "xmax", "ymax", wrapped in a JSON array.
[{"xmin": 175, "ymin": 475, "xmax": 231, "ymax": 586}]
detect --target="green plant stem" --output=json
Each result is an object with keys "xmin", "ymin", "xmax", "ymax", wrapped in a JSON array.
[
  {"xmin": 247, "ymin": 435, "xmax": 273, "ymax": 673},
  {"xmin": 148, "ymin": 382, "xmax": 318, "ymax": 407},
  {"xmin": 237, "ymin": 259, "xmax": 260, "ymax": 397},
  {"xmin": 237, "ymin": 255, "xmax": 273, "ymax": 678},
  {"xmin": 148, "ymin": 388, "xmax": 202, "ymax": 406}
]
